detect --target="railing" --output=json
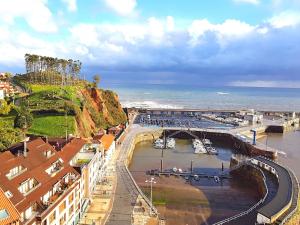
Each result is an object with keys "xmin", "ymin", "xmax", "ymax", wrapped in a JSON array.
[
  {"xmin": 121, "ymin": 129, "xmax": 159, "ymax": 217},
  {"xmin": 212, "ymin": 165, "xmax": 269, "ymax": 225},
  {"xmin": 6, "ymin": 167, "xmax": 28, "ymax": 180}
]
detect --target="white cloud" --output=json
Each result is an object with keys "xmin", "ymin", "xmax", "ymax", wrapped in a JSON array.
[
  {"xmin": 62, "ymin": 0, "xmax": 77, "ymax": 12},
  {"xmin": 166, "ymin": 16, "xmax": 175, "ymax": 32},
  {"xmin": 188, "ymin": 19, "xmax": 255, "ymax": 45},
  {"xmin": 104, "ymin": 0, "xmax": 137, "ymax": 16},
  {"xmin": 0, "ymin": 0, "xmax": 57, "ymax": 33},
  {"xmin": 70, "ymin": 24, "xmax": 100, "ymax": 47},
  {"xmin": 233, "ymin": 0, "xmax": 260, "ymax": 5},
  {"xmin": 268, "ymin": 11, "xmax": 300, "ymax": 28}
]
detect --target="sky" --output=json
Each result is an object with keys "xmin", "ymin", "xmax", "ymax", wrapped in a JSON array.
[{"xmin": 0, "ymin": 0, "xmax": 300, "ymax": 88}]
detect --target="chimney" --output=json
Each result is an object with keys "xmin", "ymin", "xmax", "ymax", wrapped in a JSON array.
[
  {"xmin": 23, "ymin": 139, "xmax": 27, "ymax": 157},
  {"xmin": 23, "ymin": 136, "xmax": 30, "ymax": 157}
]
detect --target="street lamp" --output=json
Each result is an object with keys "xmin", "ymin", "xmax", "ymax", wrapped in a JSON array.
[{"xmin": 145, "ymin": 177, "xmax": 156, "ymax": 216}]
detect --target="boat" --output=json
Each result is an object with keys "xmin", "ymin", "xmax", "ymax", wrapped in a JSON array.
[
  {"xmin": 172, "ymin": 167, "xmax": 178, "ymax": 173},
  {"xmin": 214, "ymin": 176, "xmax": 220, "ymax": 183},
  {"xmin": 202, "ymin": 138, "xmax": 212, "ymax": 146},
  {"xmin": 166, "ymin": 138, "xmax": 176, "ymax": 149},
  {"xmin": 194, "ymin": 146, "xmax": 207, "ymax": 154},
  {"xmin": 193, "ymin": 139, "xmax": 208, "ymax": 154},
  {"xmin": 206, "ymin": 147, "xmax": 218, "ymax": 155},
  {"xmin": 193, "ymin": 175, "xmax": 199, "ymax": 181}
]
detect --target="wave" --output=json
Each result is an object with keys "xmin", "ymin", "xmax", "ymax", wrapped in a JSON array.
[
  {"xmin": 121, "ymin": 100, "xmax": 183, "ymax": 109},
  {"xmin": 217, "ymin": 92, "xmax": 230, "ymax": 95}
]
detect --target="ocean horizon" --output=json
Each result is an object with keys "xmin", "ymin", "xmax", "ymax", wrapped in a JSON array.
[{"xmin": 102, "ymin": 83, "xmax": 300, "ymax": 111}]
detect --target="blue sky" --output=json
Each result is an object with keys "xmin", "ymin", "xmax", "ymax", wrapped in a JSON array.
[{"xmin": 0, "ymin": 0, "xmax": 300, "ymax": 87}]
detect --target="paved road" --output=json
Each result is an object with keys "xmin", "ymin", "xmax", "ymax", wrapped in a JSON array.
[{"xmin": 106, "ymin": 125, "xmax": 158, "ymax": 225}]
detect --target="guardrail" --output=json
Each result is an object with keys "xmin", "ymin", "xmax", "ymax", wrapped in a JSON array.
[
  {"xmin": 212, "ymin": 165, "xmax": 268, "ymax": 225},
  {"xmin": 121, "ymin": 129, "xmax": 159, "ymax": 217}
]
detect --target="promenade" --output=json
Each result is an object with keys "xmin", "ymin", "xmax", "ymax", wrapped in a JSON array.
[{"xmin": 106, "ymin": 125, "xmax": 159, "ymax": 225}]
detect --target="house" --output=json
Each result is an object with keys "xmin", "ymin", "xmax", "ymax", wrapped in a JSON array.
[
  {"xmin": 100, "ymin": 134, "xmax": 116, "ymax": 161},
  {"xmin": 0, "ymin": 187, "xmax": 20, "ymax": 225},
  {"xmin": 0, "ymin": 138, "xmax": 85, "ymax": 225},
  {"xmin": 68, "ymin": 140, "xmax": 105, "ymax": 199},
  {"xmin": 0, "ymin": 90, "xmax": 4, "ymax": 100}
]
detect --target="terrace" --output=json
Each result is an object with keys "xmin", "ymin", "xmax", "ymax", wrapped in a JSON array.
[{"xmin": 34, "ymin": 173, "xmax": 79, "ymax": 221}]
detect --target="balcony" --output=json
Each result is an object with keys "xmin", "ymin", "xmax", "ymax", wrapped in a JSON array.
[
  {"xmin": 36, "ymin": 174, "xmax": 79, "ymax": 219},
  {"xmin": 6, "ymin": 167, "xmax": 27, "ymax": 180},
  {"xmin": 45, "ymin": 160, "xmax": 64, "ymax": 177}
]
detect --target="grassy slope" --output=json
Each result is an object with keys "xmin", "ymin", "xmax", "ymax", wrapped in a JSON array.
[{"xmin": 29, "ymin": 113, "xmax": 76, "ymax": 137}]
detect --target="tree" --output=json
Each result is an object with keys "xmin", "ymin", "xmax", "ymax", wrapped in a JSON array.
[
  {"xmin": 0, "ymin": 121, "xmax": 22, "ymax": 151},
  {"xmin": 92, "ymin": 74, "xmax": 101, "ymax": 88},
  {"xmin": 14, "ymin": 107, "xmax": 33, "ymax": 130},
  {"xmin": 0, "ymin": 100, "xmax": 12, "ymax": 115}
]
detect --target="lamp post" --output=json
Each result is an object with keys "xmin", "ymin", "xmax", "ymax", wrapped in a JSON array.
[{"xmin": 145, "ymin": 177, "xmax": 156, "ymax": 216}]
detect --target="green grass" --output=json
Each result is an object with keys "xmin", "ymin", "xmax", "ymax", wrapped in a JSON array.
[
  {"xmin": 26, "ymin": 84, "xmax": 82, "ymax": 113},
  {"xmin": 28, "ymin": 113, "xmax": 76, "ymax": 137}
]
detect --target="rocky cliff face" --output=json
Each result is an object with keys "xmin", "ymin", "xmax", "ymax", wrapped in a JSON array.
[{"xmin": 75, "ymin": 88, "xmax": 127, "ymax": 137}]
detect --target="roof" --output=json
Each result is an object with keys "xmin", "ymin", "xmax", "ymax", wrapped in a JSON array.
[
  {"xmin": 100, "ymin": 134, "xmax": 115, "ymax": 150},
  {"xmin": 0, "ymin": 187, "xmax": 20, "ymax": 225},
  {"xmin": 0, "ymin": 137, "xmax": 83, "ymax": 213},
  {"xmin": 255, "ymin": 156, "xmax": 293, "ymax": 219}
]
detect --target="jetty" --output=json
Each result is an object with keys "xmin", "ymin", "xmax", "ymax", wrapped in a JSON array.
[{"xmin": 147, "ymin": 169, "xmax": 231, "ymax": 180}]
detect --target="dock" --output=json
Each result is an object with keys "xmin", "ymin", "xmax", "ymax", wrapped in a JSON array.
[{"xmin": 146, "ymin": 169, "xmax": 231, "ymax": 180}]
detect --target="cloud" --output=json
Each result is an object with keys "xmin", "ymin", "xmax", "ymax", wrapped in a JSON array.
[
  {"xmin": 0, "ymin": 0, "xmax": 57, "ymax": 33},
  {"xmin": 62, "ymin": 0, "xmax": 77, "ymax": 12},
  {"xmin": 1, "ymin": 13, "xmax": 300, "ymax": 86},
  {"xmin": 104, "ymin": 0, "xmax": 137, "ymax": 16},
  {"xmin": 268, "ymin": 11, "xmax": 300, "ymax": 28},
  {"xmin": 188, "ymin": 19, "xmax": 255, "ymax": 45},
  {"xmin": 233, "ymin": 0, "xmax": 260, "ymax": 5}
]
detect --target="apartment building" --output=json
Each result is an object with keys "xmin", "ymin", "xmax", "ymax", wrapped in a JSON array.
[{"xmin": 0, "ymin": 138, "xmax": 87, "ymax": 225}]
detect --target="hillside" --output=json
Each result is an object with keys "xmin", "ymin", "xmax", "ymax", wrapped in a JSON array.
[{"xmin": 0, "ymin": 75, "xmax": 127, "ymax": 150}]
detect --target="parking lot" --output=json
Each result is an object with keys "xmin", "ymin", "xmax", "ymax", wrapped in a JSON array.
[{"xmin": 134, "ymin": 114, "xmax": 235, "ymax": 129}]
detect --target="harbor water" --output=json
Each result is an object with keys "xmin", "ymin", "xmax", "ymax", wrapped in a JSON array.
[{"xmin": 129, "ymin": 139, "xmax": 259, "ymax": 225}]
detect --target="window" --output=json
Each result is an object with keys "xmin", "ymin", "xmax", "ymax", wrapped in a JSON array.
[
  {"xmin": 68, "ymin": 205, "xmax": 74, "ymax": 217},
  {"xmin": 6, "ymin": 165, "xmax": 26, "ymax": 179},
  {"xmin": 18, "ymin": 178, "xmax": 39, "ymax": 195},
  {"xmin": 4, "ymin": 190, "xmax": 13, "ymax": 198},
  {"xmin": 68, "ymin": 193, "xmax": 74, "ymax": 204},
  {"xmin": 59, "ymin": 201, "xmax": 66, "ymax": 214},
  {"xmin": 49, "ymin": 211, "xmax": 56, "ymax": 224},
  {"xmin": 59, "ymin": 214, "xmax": 66, "ymax": 225},
  {"xmin": 0, "ymin": 209, "xmax": 9, "ymax": 220}
]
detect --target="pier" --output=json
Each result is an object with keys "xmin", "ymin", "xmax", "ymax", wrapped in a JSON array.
[{"xmin": 147, "ymin": 169, "xmax": 231, "ymax": 180}]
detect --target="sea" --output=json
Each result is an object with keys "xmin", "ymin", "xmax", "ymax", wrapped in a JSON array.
[
  {"xmin": 106, "ymin": 82, "xmax": 300, "ymax": 178},
  {"xmin": 103, "ymin": 83, "xmax": 300, "ymax": 111}
]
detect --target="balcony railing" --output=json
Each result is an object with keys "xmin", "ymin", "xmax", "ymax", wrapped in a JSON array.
[
  {"xmin": 6, "ymin": 167, "xmax": 28, "ymax": 180},
  {"xmin": 36, "ymin": 175, "xmax": 79, "ymax": 220}
]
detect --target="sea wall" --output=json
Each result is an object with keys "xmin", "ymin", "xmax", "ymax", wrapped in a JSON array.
[
  {"xmin": 126, "ymin": 130, "xmax": 163, "ymax": 167},
  {"xmin": 230, "ymin": 158, "xmax": 267, "ymax": 198},
  {"xmin": 164, "ymin": 130, "xmax": 276, "ymax": 159}
]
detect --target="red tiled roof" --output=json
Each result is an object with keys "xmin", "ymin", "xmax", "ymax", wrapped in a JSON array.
[
  {"xmin": 0, "ymin": 187, "xmax": 20, "ymax": 225},
  {"xmin": 100, "ymin": 134, "xmax": 115, "ymax": 151},
  {"xmin": 0, "ymin": 137, "xmax": 85, "ymax": 213}
]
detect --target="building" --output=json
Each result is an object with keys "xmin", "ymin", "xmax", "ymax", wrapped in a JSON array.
[
  {"xmin": 0, "ymin": 90, "xmax": 4, "ymax": 100},
  {"xmin": 0, "ymin": 187, "xmax": 20, "ymax": 225},
  {"xmin": 68, "ymin": 140, "xmax": 105, "ymax": 199},
  {"xmin": 100, "ymin": 134, "xmax": 116, "ymax": 162},
  {"xmin": 0, "ymin": 138, "xmax": 93, "ymax": 225}
]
